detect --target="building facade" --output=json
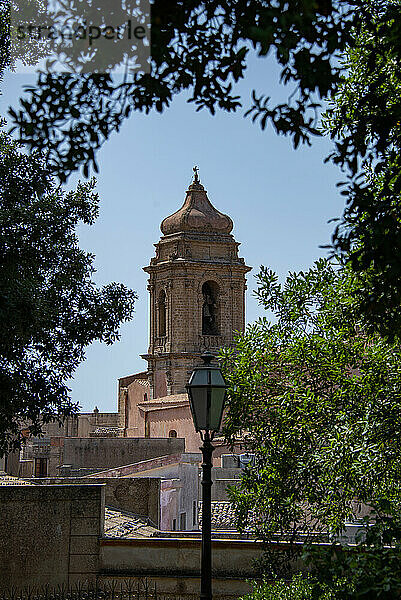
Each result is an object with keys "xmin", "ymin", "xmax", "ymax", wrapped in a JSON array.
[{"xmin": 118, "ymin": 170, "xmax": 251, "ymax": 452}]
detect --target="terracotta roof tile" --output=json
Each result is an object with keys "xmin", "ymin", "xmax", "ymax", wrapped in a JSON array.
[
  {"xmin": 198, "ymin": 501, "xmax": 237, "ymax": 530},
  {"xmin": 104, "ymin": 507, "xmax": 159, "ymax": 538}
]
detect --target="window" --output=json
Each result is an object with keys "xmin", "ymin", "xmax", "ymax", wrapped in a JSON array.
[
  {"xmin": 144, "ymin": 393, "xmax": 148, "ymax": 401},
  {"xmin": 202, "ymin": 281, "xmax": 219, "ymax": 335},
  {"xmin": 180, "ymin": 512, "xmax": 187, "ymax": 531},
  {"xmin": 158, "ymin": 290, "xmax": 166, "ymax": 336},
  {"xmin": 169, "ymin": 429, "xmax": 177, "ymax": 438},
  {"xmin": 172, "ymin": 518, "xmax": 177, "ymax": 531}
]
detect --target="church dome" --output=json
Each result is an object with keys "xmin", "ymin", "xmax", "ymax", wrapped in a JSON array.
[{"xmin": 160, "ymin": 168, "xmax": 233, "ymax": 236}]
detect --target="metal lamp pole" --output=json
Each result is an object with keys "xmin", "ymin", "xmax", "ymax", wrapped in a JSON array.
[
  {"xmin": 200, "ymin": 429, "xmax": 214, "ymax": 600},
  {"xmin": 186, "ymin": 352, "xmax": 227, "ymax": 600}
]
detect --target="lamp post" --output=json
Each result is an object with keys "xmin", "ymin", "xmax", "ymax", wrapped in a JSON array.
[{"xmin": 186, "ymin": 351, "xmax": 227, "ymax": 600}]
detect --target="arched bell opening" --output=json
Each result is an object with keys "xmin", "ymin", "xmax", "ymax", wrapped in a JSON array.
[
  {"xmin": 158, "ymin": 289, "xmax": 167, "ymax": 337},
  {"xmin": 201, "ymin": 281, "xmax": 220, "ymax": 335}
]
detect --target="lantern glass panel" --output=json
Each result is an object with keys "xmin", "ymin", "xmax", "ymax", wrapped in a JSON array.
[
  {"xmin": 187, "ymin": 363, "xmax": 227, "ymax": 432},
  {"xmin": 188, "ymin": 367, "xmax": 226, "ymax": 387},
  {"xmin": 210, "ymin": 369, "xmax": 225, "ymax": 386},
  {"xmin": 188, "ymin": 369, "xmax": 209, "ymax": 386},
  {"xmin": 208, "ymin": 387, "xmax": 226, "ymax": 431},
  {"xmin": 189, "ymin": 387, "xmax": 208, "ymax": 431}
]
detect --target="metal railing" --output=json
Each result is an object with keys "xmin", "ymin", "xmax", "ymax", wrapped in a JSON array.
[{"xmin": 1, "ymin": 579, "xmax": 201, "ymax": 600}]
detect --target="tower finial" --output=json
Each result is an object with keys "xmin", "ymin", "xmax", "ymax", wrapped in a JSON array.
[{"xmin": 193, "ymin": 165, "xmax": 200, "ymax": 183}]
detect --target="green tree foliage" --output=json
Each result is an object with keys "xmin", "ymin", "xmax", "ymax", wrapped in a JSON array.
[
  {"xmin": 222, "ymin": 259, "xmax": 401, "ymax": 596},
  {"xmin": 307, "ymin": 543, "xmax": 401, "ymax": 599},
  {"xmin": 0, "ymin": 131, "xmax": 136, "ymax": 454},
  {"xmin": 9, "ymin": 0, "xmax": 354, "ymax": 180},
  {"xmin": 244, "ymin": 557, "xmax": 401, "ymax": 600},
  {"xmin": 0, "ymin": 1, "xmax": 10, "ymax": 83},
  {"xmin": 323, "ymin": 0, "xmax": 401, "ymax": 339},
  {"xmin": 244, "ymin": 564, "xmax": 401, "ymax": 599},
  {"xmin": 8, "ymin": 1, "xmax": 401, "ymax": 339},
  {"xmin": 242, "ymin": 574, "xmax": 340, "ymax": 600},
  {"xmin": 221, "ymin": 259, "xmax": 401, "ymax": 545}
]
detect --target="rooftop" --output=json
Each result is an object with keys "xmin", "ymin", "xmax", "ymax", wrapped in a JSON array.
[
  {"xmin": 199, "ymin": 501, "xmax": 237, "ymax": 530},
  {"xmin": 104, "ymin": 507, "xmax": 159, "ymax": 538},
  {"xmin": 0, "ymin": 472, "xmax": 35, "ymax": 486}
]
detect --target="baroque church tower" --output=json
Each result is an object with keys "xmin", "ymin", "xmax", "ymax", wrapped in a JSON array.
[{"xmin": 142, "ymin": 168, "xmax": 251, "ymax": 399}]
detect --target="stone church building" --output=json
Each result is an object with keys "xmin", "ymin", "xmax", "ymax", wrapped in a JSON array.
[{"xmin": 117, "ymin": 169, "xmax": 251, "ymax": 453}]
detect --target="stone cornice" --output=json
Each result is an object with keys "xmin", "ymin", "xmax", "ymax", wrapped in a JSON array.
[
  {"xmin": 144, "ymin": 260, "xmax": 251, "ymax": 274},
  {"xmin": 141, "ymin": 352, "xmax": 206, "ymax": 361}
]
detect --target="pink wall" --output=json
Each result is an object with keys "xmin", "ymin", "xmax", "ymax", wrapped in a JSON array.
[
  {"xmin": 125, "ymin": 379, "xmax": 149, "ymax": 437},
  {"xmin": 146, "ymin": 405, "xmax": 200, "ymax": 451},
  {"xmin": 146, "ymin": 405, "xmax": 243, "ymax": 460},
  {"xmin": 154, "ymin": 370, "xmax": 167, "ymax": 399},
  {"xmin": 123, "ymin": 375, "xmax": 243, "ymax": 463},
  {"xmin": 160, "ymin": 479, "xmax": 178, "ymax": 530}
]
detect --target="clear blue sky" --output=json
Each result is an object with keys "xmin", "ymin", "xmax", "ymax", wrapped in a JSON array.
[{"xmin": 0, "ymin": 55, "xmax": 344, "ymax": 412}]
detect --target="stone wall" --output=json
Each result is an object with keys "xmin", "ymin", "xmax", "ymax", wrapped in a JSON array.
[
  {"xmin": 63, "ymin": 438, "xmax": 185, "ymax": 471},
  {"xmin": 0, "ymin": 484, "xmax": 104, "ymax": 591},
  {"xmin": 120, "ymin": 536, "xmax": 262, "ymax": 578},
  {"xmin": 99, "ymin": 537, "xmax": 269, "ymax": 596},
  {"xmin": 34, "ymin": 477, "xmax": 160, "ymax": 527},
  {"xmin": 38, "ymin": 413, "xmax": 120, "ymax": 439},
  {"xmin": 0, "ymin": 482, "xmax": 312, "ymax": 597},
  {"xmin": 5, "ymin": 449, "xmax": 20, "ymax": 476},
  {"xmin": 210, "ymin": 467, "xmax": 242, "ymax": 502}
]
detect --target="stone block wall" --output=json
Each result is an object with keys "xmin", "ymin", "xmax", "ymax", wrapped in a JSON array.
[
  {"xmin": 34, "ymin": 478, "xmax": 160, "ymax": 527},
  {"xmin": 209, "ymin": 467, "xmax": 242, "ymax": 501},
  {"xmin": 0, "ymin": 484, "xmax": 104, "ymax": 591},
  {"xmin": 99, "ymin": 536, "xmax": 270, "ymax": 597},
  {"xmin": 63, "ymin": 437, "xmax": 185, "ymax": 471}
]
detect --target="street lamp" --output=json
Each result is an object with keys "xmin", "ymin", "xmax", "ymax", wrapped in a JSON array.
[{"xmin": 186, "ymin": 351, "xmax": 227, "ymax": 600}]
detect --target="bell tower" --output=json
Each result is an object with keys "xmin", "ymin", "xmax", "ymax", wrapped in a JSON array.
[{"xmin": 142, "ymin": 168, "xmax": 251, "ymax": 399}]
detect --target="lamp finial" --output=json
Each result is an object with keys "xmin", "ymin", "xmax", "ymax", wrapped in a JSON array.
[{"xmin": 201, "ymin": 351, "xmax": 215, "ymax": 366}]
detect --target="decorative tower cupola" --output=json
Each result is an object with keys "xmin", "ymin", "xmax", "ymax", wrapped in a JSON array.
[
  {"xmin": 142, "ymin": 168, "xmax": 251, "ymax": 399},
  {"xmin": 160, "ymin": 167, "xmax": 233, "ymax": 236}
]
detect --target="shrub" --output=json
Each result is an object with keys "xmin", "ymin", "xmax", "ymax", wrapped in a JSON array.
[{"xmin": 242, "ymin": 574, "xmax": 339, "ymax": 600}]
